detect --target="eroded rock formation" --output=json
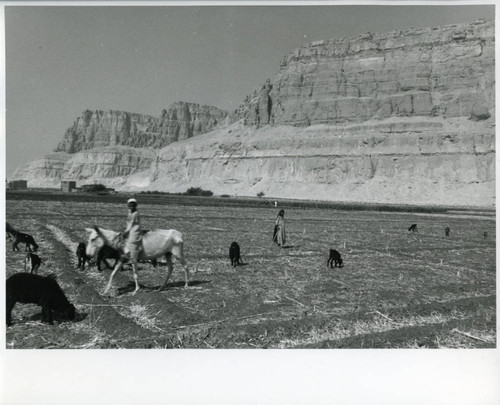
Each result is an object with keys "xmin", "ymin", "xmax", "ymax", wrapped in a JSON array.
[
  {"xmin": 11, "ymin": 147, "xmax": 155, "ymax": 188},
  {"xmin": 10, "ymin": 19, "xmax": 495, "ymax": 207},
  {"xmin": 55, "ymin": 102, "xmax": 228, "ymax": 153},
  {"xmin": 146, "ymin": 117, "xmax": 495, "ymax": 207},
  {"xmin": 55, "ymin": 110, "xmax": 159, "ymax": 153},
  {"xmin": 62, "ymin": 146, "xmax": 155, "ymax": 180},
  {"xmin": 10, "ymin": 152, "xmax": 72, "ymax": 188},
  {"xmin": 232, "ymin": 19, "xmax": 494, "ymax": 127},
  {"xmin": 158, "ymin": 102, "xmax": 229, "ymax": 144}
]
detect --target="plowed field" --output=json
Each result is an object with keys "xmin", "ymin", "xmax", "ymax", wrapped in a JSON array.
[{"xmin": 5, "ymin": 197, "xmax": 496, "ymax": 349}]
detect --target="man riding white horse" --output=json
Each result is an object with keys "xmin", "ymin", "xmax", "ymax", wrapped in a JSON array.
[
  {"xmin": 114, "ymin": 197, "xmax": 143, "ymax": 293},
  {"xmin": 123, "ymin": 198, "xmax": 143, "ymax": 263},
  {"xmin": 89, "ymin": 197, "xmax": 191, "ymax": 295}
]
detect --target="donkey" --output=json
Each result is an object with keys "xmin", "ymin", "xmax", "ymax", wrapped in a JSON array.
[{"xmin": 86, "ymin": 226, "xmax": 190, "ymax": 295}]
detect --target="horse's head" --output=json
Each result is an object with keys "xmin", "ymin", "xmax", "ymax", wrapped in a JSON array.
[
  {"xmin": 85, "ymin": 226, "xmax": 122, "ymax": 257},
  {"xmin": 85, "ymin": 227, "xmax": 104, "ymax": 258}
]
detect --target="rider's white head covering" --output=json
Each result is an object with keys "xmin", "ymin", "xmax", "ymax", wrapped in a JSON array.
[{"xmin": 127, "ymin": 198, "xmax": 137, "ymax": 205}]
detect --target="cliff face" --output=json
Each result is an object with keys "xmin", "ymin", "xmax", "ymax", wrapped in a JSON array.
[
  {"xmin": 12, "ymin": 147, "xmax": 155, "ymax": 188},
  {"xmin": 232, "ymin": 19, "xmax": 494, "ymax": 127},
  {"xmin": 159, "ymin": 102, "xmax": 229, "ymax": 144},
  {"xmin": 147, "ymin": 117, "xmax": 495, "ymax": 206},
  {"xmin": 62, "ymin": 146, "xmax": 155, "ymax": 180},
  {"xmin": 55, "ymin": 110, "xmax": 159, "ymax": 153},
  {"xmin": 10, "ymin": 152, "xmax": 72, "ymax": 188},
  {"xmin": 11, "ymin": 19, "xmax": 495, "ymax": 207},
  {"xmin": 55, "ymin": 102, "xmax": 228, "ymax": 153}
]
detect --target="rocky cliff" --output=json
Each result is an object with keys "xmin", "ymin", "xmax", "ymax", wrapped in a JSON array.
[
  {"xmin": 158, "ymin": 102, "xmax": 229, "ymax": 144},
  {"xmin": 10, "ymin": 152, "xmax": 72, "ymax": 188},
  {"xmin": 55, "ymin": 102, "xmax": 228, "ymax": 153},
  {"xmin": 144, "ymin": 116, "xmax": 495, "ymax": 207},
  {"xmin": 11, "ymin": 19, "xmax": 495, "ymax": 207},
  {"xmin": 12, "ymin": 147, "xmax": 155, "ymax": 188},
  {"xmin": 232, "ymin": 19, "xmax": 494, "ymax": 127}
]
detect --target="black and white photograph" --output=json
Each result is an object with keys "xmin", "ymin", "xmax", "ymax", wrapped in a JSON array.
[{"xmin": 1, "ymin": 1, "xmax": 498, "ymax": 404}]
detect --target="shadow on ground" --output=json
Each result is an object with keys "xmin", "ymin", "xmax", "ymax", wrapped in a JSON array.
[{"xmin": 117, "ymin": 280, "xmax": 211, "ymax": 295}]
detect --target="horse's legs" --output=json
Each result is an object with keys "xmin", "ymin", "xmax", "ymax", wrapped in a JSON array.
[
  {"xmin": 172, "ymin": 245, "xmax": 190, "ymax": 287},
  {"xmin": 130, "ymin": 260, "xmax": 140, "ymax": 294},
  {"xmin": 104, "ymin": 261, "xmax": 123, "ymax": 294},
  {"xmin": 180, "ymin": 256, "xmax": 190, "ymax": 287},
  {"xmin": 159, "ymin": 254, "xmax": 173, "ymax": 291}
]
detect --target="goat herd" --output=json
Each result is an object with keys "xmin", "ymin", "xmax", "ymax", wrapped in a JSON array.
[
  {"xmin": 5, "ymin": 219, "xmax": 490, "ymax": 328},
  {"xmin": 6, "ymin": 222, "xmax": 75, "ymax": 327}
]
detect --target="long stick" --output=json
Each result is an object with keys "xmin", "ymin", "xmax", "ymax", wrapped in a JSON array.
[
  {"xmin": 453, "ymin": 329, "xmax": 491, "ymax": 343},
  {"xmin": 175, "ymin": 312, "xmax": 272, "ymax": 329},
  {"xmin": 284, "ymin": 296, "xmax": 306, "ymax": 307},
  {"xmin": 372, "ymin": 310, "xmax": 394, "ymax": 322},
  {"xmin": 79, "ymin": 303, "xmax": 131, "ymax": 308}
]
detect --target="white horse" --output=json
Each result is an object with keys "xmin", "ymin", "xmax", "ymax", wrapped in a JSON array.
[{"xmin": 85, "ymin": 226, "xmax": 190, "ymax": 295}]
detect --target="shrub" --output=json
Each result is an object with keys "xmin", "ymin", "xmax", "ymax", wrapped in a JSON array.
[
  {"xmin": 140, "ymin": 190, "xmax": 171, "ymax": 195},
  {"xmin": 185, "ymin": 187, "xmax": 213, "ymax": 197},
  {"xmin": 82, "ymin": 184, "xmax": 107, "ymax": 193},
  {"xmin": 257, "ymin": 192, "xmax": 265, "ymax": 198}
]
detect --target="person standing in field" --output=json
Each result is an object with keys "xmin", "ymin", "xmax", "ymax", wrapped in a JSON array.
[
  {"xmin": 123, "ymin": 198, "xmax": 143, "ymax": 264},
  {"xmin": 273, "ymin": 209, "xmax": 286, "ymax": 246}
]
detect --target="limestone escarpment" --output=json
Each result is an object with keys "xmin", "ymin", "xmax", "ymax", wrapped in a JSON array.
[
  {"xmin": 146, "ymin": 117, "xmax": 495, "ymax": 206},
  {"xmin": 62, "ymin": 146, "xmax": 155, "ymax": 180},
  {"xmin": 159, "ymin": 102, "xmax": 229, "ymax": 144},
  {"xmin": 232, "ymin": 19, "xmax": 494, "ymax": 127},
  {"xmin": 55, "ymin": 102, "xmax": 228, "ymax": 153},
  {"xmin": 55, "ymin": 110, "xmax": 159, "ymax": 153},
  {"xmin": 10, "ymin": 152, "xmax": 72, "ymax": 188},
  {"xmin": 11, "ymin": 147, "xmax": 155, "ymax": 188},
  {"xmin": 11, "ymin": 19, "xmax": 495, "ymax": 207}
]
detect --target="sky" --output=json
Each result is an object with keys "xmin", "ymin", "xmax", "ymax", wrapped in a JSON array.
[{"xmin": 2, "ymin": 2, "xmax": 496, "ymax": 176}]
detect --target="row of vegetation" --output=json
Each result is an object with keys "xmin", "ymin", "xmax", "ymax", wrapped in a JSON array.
[
  {"xmin": 142, "ymin": 189, "xmax": 265, "ymax": 198},
  {"xmin": 140, "ymin": 187, "xmax": 214, "ymax": 197},
  {"xmin": 7, "ymin": 188, "xmax": 466, "ymax": 214}
]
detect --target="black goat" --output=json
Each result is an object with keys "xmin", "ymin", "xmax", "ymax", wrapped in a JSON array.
[
  {"xmin": 327, "ymin": 249, "xmax": 343, "ymax": 268},
  {"xmin": 229, "ymin": 241, "xmax": 242, "ymax": 267},
  {"xmin": 408, "ymin": 224, "xmax": 418, "ymax": 232},
  {"xmin": 445, "ymin": 226, "xmax": 450, "ymax": 236},
  {"xmin": 13, "ymin": 231, "xmax": 39, "ymax": 252},
  {"xmin": 96, "ymin": 245, "xmax": 120, "ymax": 271},
  {"xmin": 6, "ymin": 273, "xmax": 76, "ymax": 326},
  {"xmin": 25, "ymin": 253, "xmax": 43, "ymax": 274},
  {"xmin": 6, "ymin": 222, "xmax": 17, "ymax": 240},
  {"xmin": 96, "ymin": 245, "xmax": 157, "ymax": 271},
  {"xmin": 76, "ymin": 242, "xmax": 88, "ymax": 270}
]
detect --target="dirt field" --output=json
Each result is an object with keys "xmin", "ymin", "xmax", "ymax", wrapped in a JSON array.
[{"xmin": 5, "ymin": 197, "xmax": 496, "ymax": 348}]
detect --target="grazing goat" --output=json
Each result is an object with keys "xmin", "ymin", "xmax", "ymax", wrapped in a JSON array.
[
  {"xmin": 25, "ymin": 253, "xmax": 43, "ymax": 274},
  {"xmin": 408, "ymin": 224, "xmax": 418, "ymax": 232},
  {"xmin": 6, "ymin": 222, "xmax": 17, "ymax": 240},
  {"xmin": 96, "ymin": 245, "xmax": 157, "ymax": 271},
  {"xmin": 86, "ymin": 226, "xmax": 189, "ymax": 295},
  {"xmin": 445, "ymin": 226, "xmax": 450, "ymax": 236},
  {"xmin": 76, "ymin": 242, "xmax": 88, "ymax": 270},
  {"xmin": 96, "ymin": 245, "xmax": 121, "ymax": 271},
  {"xmin": 229, "ymin": 241, "xmax": 242, "ymax": 267},
  {"xmin": 6, "ymin": 273, "xmax": 76, "ymax": 326},
  {"xmin": 13, "ymin": 231, "xmax": 39, "ymax": 252},
  {"xmin": 327, "ymin": 249, "xmax": 343, "ymax": 268}
]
